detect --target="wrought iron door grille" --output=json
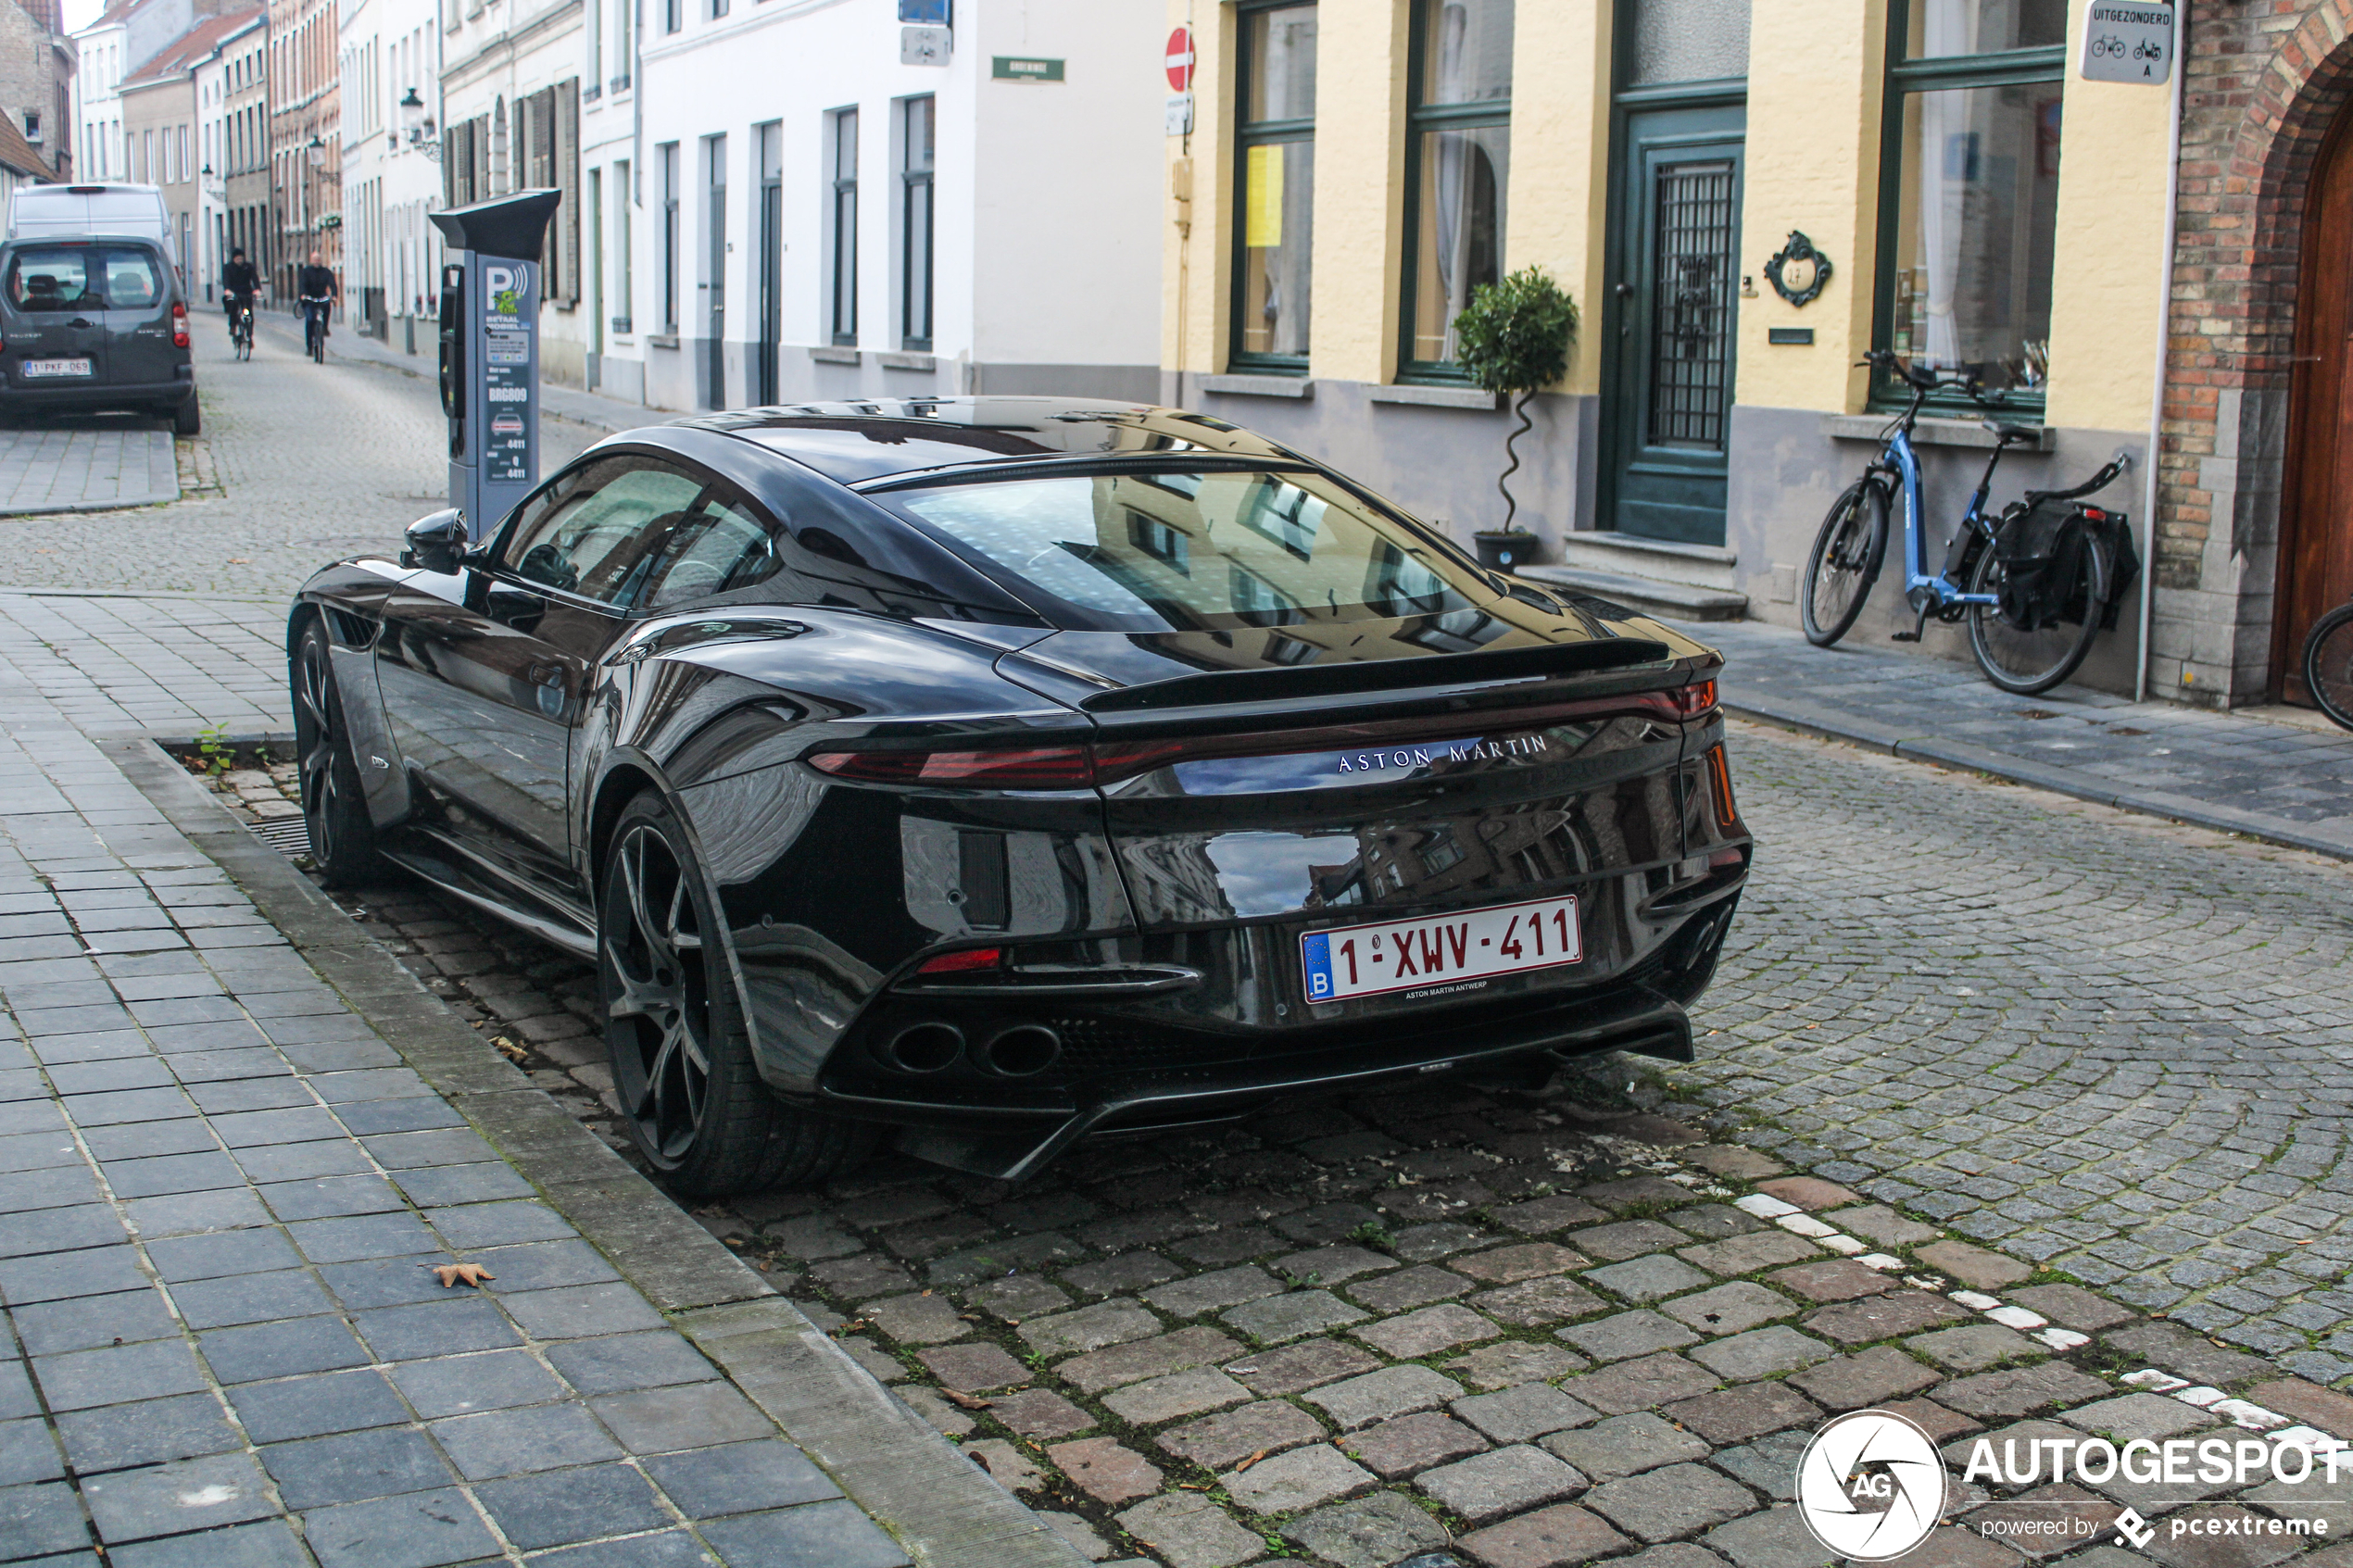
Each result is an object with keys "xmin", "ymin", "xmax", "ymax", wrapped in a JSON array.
[{"xmin": 1647, "ymin": 159, "xmax": 1735, "ymax": 450}]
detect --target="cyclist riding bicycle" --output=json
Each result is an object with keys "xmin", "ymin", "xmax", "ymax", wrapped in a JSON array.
[
  {"xmin": 220, "ymin": 247, "xmax": 259, "ymax": 343},
  {"xmin": 296, "ymin": 250, "xmax": 338, "ymax": 359}
]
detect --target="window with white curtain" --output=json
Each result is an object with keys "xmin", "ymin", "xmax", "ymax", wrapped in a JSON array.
[{"xmin": 1876, "ymin": 0, "xmax": 2066, "ymax": 406}]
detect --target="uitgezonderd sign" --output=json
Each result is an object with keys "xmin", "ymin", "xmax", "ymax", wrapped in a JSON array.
[{"xmin": 2081, "ymin": 0, "xmax": 2175, "ymax": 84}]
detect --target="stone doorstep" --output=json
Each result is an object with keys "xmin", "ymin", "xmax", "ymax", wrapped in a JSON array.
[{"xmin": 104, "ymin": 736, "xmax": 1096, "ymax": 1568}]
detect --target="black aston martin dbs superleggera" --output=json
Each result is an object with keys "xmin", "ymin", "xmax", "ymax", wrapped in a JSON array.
[{"xmin": 290, "ymin": 398, "xmax": 1750, "ymax": 1196}]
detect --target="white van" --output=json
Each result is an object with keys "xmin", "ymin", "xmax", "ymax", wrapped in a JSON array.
[{"xmin": 6, "ymin": 184, "xmax": 174, "ymax": 269}]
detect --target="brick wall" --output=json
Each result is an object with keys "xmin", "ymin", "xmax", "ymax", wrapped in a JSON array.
[{"xmin": 2150, "ymin": 2, "xmax": 2353, "ymax": 701}]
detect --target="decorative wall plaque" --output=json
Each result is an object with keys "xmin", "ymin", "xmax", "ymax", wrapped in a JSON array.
[{"xmin": 1765, "ymin": 231, "xmax": 1832, "ymax": 308}]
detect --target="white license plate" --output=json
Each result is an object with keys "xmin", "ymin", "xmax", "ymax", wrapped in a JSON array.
[
  {"xmin": 20, "ymin": 358, "xmax": 92, "ymax": 378},
  {"xmin": 1301, "ymin": 894, "xmax": 1582, "ymax": 1003}
]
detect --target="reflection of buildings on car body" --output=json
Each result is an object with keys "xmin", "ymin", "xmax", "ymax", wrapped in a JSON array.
[{"xmin": 1164, "ymin": 0, "xmax": 2353, "ymax": 715}]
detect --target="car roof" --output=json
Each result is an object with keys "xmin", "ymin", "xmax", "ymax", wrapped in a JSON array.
[
  {"xmin": 0, "ymin": 233, "xmax": 170, "ymax": 253},
  {"xmin": 671, "ymin": 396, "xmax": 1305, "ymax": 485}
]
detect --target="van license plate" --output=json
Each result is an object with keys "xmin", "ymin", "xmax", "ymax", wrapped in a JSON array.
[
  {"xmin": 1301, "ymin": 895, "xmax": 1581, "ymax": 1003},
  {"xmin": 21, "ymin": 358, "xmax": 92, "ymax": 378}
]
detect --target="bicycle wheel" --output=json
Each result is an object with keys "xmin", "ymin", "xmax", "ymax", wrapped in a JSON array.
[
  {"xmin": 1967, "ymin": 513, "xmax": 2104, "ymax": 695},
  {"xmin": 2302, "ymin": 602, "xmax": 2353, "ymax": 732},
  {"xmin": 1801, "ymin": 478, "xmax": 1888, "ymax": 646}
]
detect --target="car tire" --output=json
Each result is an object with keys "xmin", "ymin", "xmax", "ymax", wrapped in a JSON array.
[
  {"xmin": 598, "ymin": 792, "xmax": 875, "ymax": 1198},
  {"xmin": 291, "ymin": 620, "xmax": 387, "ymax": 888},
  {"xmin": 172, "ymin": 395, "xmax": 199, "ymax": 437}
]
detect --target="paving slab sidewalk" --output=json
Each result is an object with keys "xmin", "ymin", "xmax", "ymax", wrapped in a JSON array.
[
  {"xmin": 0, "ymin": 605, "xmax": 1081, "ymax": 1561},
  {"xmin": 0, "ymin": 429, "xmax": 179, "ymax": 518},
  {"xmin": 1698, "ymin": 618, "xmax": 2353, "ymax": 860},
  {"xmin": 274, "ymin": 314, "xmax": 655, "ymax": 436}
]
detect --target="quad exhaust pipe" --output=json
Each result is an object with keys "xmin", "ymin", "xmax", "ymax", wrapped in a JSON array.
[
  {"xmin": 977, "ymin": 1024, "xmax": 1061, "ymax": 1077},
  {"xmin": 879, "ymin": 1022, "xmax": 1062, "ymax": 1077},
  {"xmin": 881, "ymin": 1022, "xmax": 963, "ymax": 1073}
]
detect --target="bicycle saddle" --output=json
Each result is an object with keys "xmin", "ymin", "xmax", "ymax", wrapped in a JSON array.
[{"xmin": 1982, "ymin": 420, "xmax": 2041, "ymax": 445}]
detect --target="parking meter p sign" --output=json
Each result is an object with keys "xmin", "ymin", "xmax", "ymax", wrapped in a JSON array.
[
  {"xmin": 481, "ymin": 261, "xmax": 535, "ymax": 486},
  {"xmin": 429, "ymin": 188, "xmax": 560, "ymax": 545},
  {"xmin": 2081, "ymin": 1, "xmax": 2173, "ymax": 84}
]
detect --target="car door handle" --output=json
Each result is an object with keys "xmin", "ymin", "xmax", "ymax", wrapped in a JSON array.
[{"xmin": 68, "ymin": 318, "xmax": 92, "ymax": 328}]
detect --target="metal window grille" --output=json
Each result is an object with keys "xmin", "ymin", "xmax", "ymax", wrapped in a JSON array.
[{"xmin": 1646, "ymin": 157, "xmax": 1733, "ymax": 450}]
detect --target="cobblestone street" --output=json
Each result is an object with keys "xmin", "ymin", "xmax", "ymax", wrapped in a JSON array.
[
  {"xmin": 245, "ymin": 720, "xmax": 2353, "ymax": 1566},
  {"xmin": 2, "ymin": 340, "xmax": 2352, "ymax": 1565},
  {"xmin": 0, "ymin": 314, "xmax": 599, "ymax": 600}
]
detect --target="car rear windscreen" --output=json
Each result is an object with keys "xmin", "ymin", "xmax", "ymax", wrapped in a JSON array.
[
  {"xmin": 6, "ymin": 247, "xmax": 162, "ymax": 312},
  {"xmin": 883, "ymin": 468, "xmax": 1487, "ymax": 633}
]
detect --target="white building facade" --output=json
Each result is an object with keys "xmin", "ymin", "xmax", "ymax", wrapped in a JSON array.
[
  {"xmin": 438, "ymin": 0, "xmax": 584, "ymax": 381},
  {"xmin": 602, "ymin": 0, "xmax": 1161, "ymax": 413},
  {"xmin": 188, "ymin": 11, "xmax": 259, "ymax": 302},
  {"xmin": 341, "ymin": 0, "xmax": 441, "ymax": 347},
  {"xmin": 72, "ymin": 0, "xmax": 212, "ymax": 184}
]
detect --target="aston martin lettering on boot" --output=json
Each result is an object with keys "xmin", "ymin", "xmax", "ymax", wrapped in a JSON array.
[{"xmin": 1336, "ymin": 734, "xmax": 1554, "ymax": 773}]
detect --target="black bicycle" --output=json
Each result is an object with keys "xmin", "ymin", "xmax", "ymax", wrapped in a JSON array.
[
  {"xmin": 2304, "ymin": 598, "xmax": 2353, "ymax": 731},
  {"xmin": 228, "ymin": 298, "xmax": 254, "ymax": 360},
  {"xmin": 300, "ymin": 295, "xmax": 331, "ymax": 363}
]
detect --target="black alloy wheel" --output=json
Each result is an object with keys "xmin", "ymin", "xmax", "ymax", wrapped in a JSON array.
[
  {"xmin": 1802, "ymin": 479, "xmax": 1888, "ymax": 646},
  {"xmin": 597, "ymin": 793, "xmax": 873, "ymax": 1197},
  {"xmin": 291, "ymin": 621, "xmax": 384, "ymax": 886}
]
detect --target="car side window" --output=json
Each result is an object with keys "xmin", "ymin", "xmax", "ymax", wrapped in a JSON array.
[
  {"xmin": 500, "ymin": 456, "xmax": 709, "ymax": 606},
  {"xmin": 635, "ymin": 490, "xmax": 787, "ymax": 611},
  {"xmin": 7, "ymin": 251, "xmax": 94, "ymax": 311}
]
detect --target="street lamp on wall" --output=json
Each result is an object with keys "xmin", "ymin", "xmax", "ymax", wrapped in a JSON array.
[
  {"xmin": 397, "ymin": 88, "xmax": 441, "ymax": 161},
  {"xmin": 307, "ymin": 133, "xmax": 325, "ymax": 169}
]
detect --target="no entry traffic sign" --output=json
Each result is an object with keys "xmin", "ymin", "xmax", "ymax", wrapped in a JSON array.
[{"xmin": 1166, "ymin": 27, "xmax": 1194, "ymax": 92}]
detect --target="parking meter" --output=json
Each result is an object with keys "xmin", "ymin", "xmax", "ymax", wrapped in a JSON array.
[{"xmin": 429, "ymin": 189, "xmax": 563, "ymax": 545}]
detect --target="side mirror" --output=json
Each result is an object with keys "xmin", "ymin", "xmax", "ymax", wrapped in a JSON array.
[{"xmin": 400, "ymin": 508, "xmax": 470, "ymax": 574}]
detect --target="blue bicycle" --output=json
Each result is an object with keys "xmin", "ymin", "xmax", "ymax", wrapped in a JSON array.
[{"xmin": 1802, "ymin": 349, "xmax": 2137, "ymax": 695}]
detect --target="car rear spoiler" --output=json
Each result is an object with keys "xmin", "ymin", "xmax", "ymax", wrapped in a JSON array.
[{"xmin": 1078, "ymin": 637, "xmax": 1673, "ymax": 713}]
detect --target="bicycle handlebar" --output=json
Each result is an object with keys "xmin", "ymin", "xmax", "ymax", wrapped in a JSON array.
[{"xmin": 1856, "ymin": 348, "xmax": 2009, "ymax": 406}]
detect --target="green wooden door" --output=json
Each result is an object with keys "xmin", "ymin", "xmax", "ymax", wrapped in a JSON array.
[{"xmin": 1603, "ymin": 104, "xmax": 1744, "ymax": 546}]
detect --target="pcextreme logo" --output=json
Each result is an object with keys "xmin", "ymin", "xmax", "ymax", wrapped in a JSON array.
[{"xmin": 1796, "ymin": 1409, "xmax": 2346, "ymax": 1560}]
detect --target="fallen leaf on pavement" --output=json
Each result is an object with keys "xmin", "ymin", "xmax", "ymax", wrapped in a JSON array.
[
  {"xmin": 943, "ymin": 1390, "xmax": 993, "ymax": 1411},
  {"xmin": 433, "ymin": 1263, "xmax": 495, "ymax": 1288},
  {"xmin": 1236, "ymin": 1449, "xmax": 1268, "ymax": 1473}
]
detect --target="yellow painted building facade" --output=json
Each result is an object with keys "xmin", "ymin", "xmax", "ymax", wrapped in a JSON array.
[{"xmin": 1161, "ymin": 0, "xmax": 2181, "ymax": 689}]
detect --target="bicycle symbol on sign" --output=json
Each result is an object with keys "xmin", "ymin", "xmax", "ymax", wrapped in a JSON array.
[{"xmin": 2089, "ymin": 32, "xmax": 2127, "ymax": 57}]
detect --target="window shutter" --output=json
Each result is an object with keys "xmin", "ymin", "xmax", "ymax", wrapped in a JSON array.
[{"xmin": 557, "ymin": 79, "xmax": 580, "ymax": 304}]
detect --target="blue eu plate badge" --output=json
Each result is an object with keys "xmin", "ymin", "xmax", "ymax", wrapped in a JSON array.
[{"xmin": 1301, "ymin": 933, "xmax": 1335, "ymax": 1001}]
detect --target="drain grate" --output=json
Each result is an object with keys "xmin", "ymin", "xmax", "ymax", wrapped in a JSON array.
[{"xmin": 249, "ymin": 816, "xmax": 312, "ymax": 857}]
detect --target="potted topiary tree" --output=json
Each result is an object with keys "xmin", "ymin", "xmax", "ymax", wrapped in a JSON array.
[{"xmin": 1451, "ymin": 266, "xmax": 1579, "ymax": 571}]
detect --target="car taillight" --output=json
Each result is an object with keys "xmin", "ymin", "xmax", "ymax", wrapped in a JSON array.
[
  {"xmin": 806, "ymin": 746, "xmax": 1099, "ymax": 787},
  {"xmin": 1670, "ymin": 679, "xmax": 1718, "ymax": 720},
  {"xmin": 1705, "ymin": 744, "xmax": 1740, "ymax": 830},
  {"xmin": 170, "ymin": 302, "xmax": 188, "ymax": 348},
  {"xmin": 915, "ymin": 947, "xmax": 1002, "ymax": 974}
]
